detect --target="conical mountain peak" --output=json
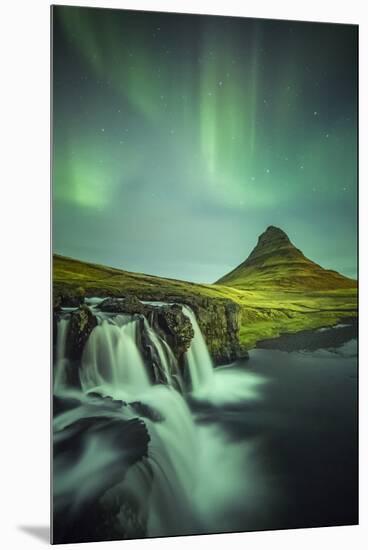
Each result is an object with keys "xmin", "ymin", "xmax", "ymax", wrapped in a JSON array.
[
  {"xmin": 256, "ymin": 226, "xmax": 291, "ymax": 249},
  {"xmin": 216, "ymin": 226, "xmax": 356, "ymax": 290},
  {"xmin": 259, "ymin": 226, "xmax": 290, "ymax": 242},
  {"xmin": 246, "ymin": 226, "xmax": 297, "ymax": 265}
]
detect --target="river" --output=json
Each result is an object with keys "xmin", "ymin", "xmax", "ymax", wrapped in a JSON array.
[{"xmin": 52, "ymin": 302, "xmax": 358, "ymax": 542}]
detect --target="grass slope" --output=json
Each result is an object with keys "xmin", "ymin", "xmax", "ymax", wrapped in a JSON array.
[
  {"xmin": 54, "ymin": 253, "xmax": 357, "ymax": 350},
  {"xmin": 217, "ymin": 226, "xmax": 357, "ymax": 291}
]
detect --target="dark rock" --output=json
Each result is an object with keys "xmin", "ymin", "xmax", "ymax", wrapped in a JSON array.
[
  {"xmin": 53, "ymin": 395, "xmax": 81, "ymax": 416},
  {"xmin": 85, "ymin": 391, "xmax": 104, "ymax": 399},
  {"xmin": 66, "ymin": 305, "xmax": 97, "ymax": 362},
  {"xmin": 54, "ymin": 286, "xmax": 86, "ymax": 309},
  {"xmin": 100, "ymin": 296, "xmax": 197, "ymax": 365},
  {"xmin": 86, "ymin": 392, "xmax": 127, "ymax": 408},
  {"xmin": 129, "ymin": 401, "xmax": 164, "ymax": 422},
  {"xmin": 53, "ymin": 415, "xmax": 150, "ymax": 544},
  {"xmin": 150, "ymin": 304, "xmax": 194, "ymax": 360},
  {"xmin": 100, "ymin": 295, "xmax": 147, "ymax": 315},
  {"xmin": 56, "ymin": 285, "xmax": 246, "ymax": 367},
  {"xmin": 180, "ymin": 297, "xmax": 247, "ymax": 365},
  {"xmin": 132, "ymin": 294, "xmax": 246, "ymax": 365},
  {"xmin": 63, "ymin": 295, "xmax": 84, "ymax": 307},
  {"xmin": 53, "ymin": 293, "xmax": 62, "ymax": 311},
  {"xmin": 52, "ymin": 312, "xmax": 58, "ymax": 361}
]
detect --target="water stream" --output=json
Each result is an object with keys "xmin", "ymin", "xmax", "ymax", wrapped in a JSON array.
[{"xmin": 53, "ymin": 301, "xmax": 357, "ymax": 542}]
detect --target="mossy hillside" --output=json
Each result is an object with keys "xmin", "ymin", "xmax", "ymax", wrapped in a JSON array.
[
  {"xmin": 217, "ymin": 226, "xmax": 357, "ymax": 291},
  {"xmin": 54, "ymin": 254, "xmax": 357, "ymax": 350}
]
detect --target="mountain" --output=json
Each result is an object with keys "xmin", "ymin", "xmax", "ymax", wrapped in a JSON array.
[
  {"xmin": 216, "ymin": 226, "xmax": 357, "ymax": 291},
  {"xmin": 54, "ymin": 226, "xmax": 357, "ymax": 351}
]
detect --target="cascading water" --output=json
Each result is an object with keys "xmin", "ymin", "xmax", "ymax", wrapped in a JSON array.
[
  {"xmin": 80, "ymin": 316, "xmax": 151, "ymax": 401},
  {"xmin": 53, "ymin": 315, "xmax": 71, "ymax": 394},
  {"xmin": 142, "ymin": 317, "xmax": 183, "ymax": 391},
  {"xmin": 53, "ymin": 299, "xmax": 268, "ymax": 542},
  {"xmin": 182, "ymin": 305, "xmax": 214, "ymax": 394}
]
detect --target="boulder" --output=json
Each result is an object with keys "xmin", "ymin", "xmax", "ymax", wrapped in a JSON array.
[
  {"xmin": 129, "ymin": 401, "xmax": 164, "ymax": 422},
  {"xmin": 53, "ymin": 293, "xmax": 62, "ymax": 311},
  {"xmin": 99, "ymin": 295, "xmax": 147, "ymax": 315},
  {"xmin": 66, "ymin": 304, "xmax": 97, "ymax": 361},
  {"xmin": 151, "ymin": 304, "xmax": 194, "ymax": 360}
]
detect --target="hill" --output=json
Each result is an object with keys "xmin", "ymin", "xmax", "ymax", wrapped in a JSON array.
[
  {"xmin": 217, "ymin": 226, "xmax": 357, "ymax": 291},
  {"xmin": 53, "ymin": 234, "xmax": 357, "ymax": 351}
]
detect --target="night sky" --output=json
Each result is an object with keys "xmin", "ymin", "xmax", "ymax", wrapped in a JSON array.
[{"xmin": 52, "ymin": 6, "xmax": 358, "ymax": 283}]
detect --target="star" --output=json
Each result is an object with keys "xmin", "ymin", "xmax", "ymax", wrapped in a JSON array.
[
  {"xmin": 266, "ymin": 168, "xmax": 270, "ymax": 174},
  {"xmin": 101, "ymin": 128, "xmax": 105, "ymax": 132},
  {"xmin": 218, "ymin": 81, "xmax": 223, "ymax": 87},
  {"xmin": 313, "ymin": 111, "xmax": 318, "ymax": 116}
]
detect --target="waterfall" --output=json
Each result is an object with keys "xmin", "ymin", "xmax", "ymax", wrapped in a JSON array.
[
  {"xmin": 142, "ymin": 317, "xmax": 183, "ymax": 391},
  {"xmin": 54, "ymin": 303, "xmax": 215, "ymax": 398},
  {"xmin": 53, "ymin": 299, "xmax": 268, "ymax": 542},
  {"xmin": 113, "ymin": 385, "xmax": 201, "ymax": 537},
  {"xmin": 182, "ymin": 306, "xmax": 214, "ymax": 394},
  {"xmin": 53, "ymin": 315, "xmax": 71, "ymax": 395},
  {"xmin": 80, "ymin": 316, "xmax": 151, "ymax": 401}
]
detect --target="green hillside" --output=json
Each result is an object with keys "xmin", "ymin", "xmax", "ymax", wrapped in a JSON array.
[
  {"xmin": 217, "ymin": 226, "xmax": 357, "ymax": 291},
  {"xmin": 54, "ymin": 242, "xmax": 357, "ymax": 351}
]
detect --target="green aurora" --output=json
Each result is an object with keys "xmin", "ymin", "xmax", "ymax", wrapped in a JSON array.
[{"xmin": 52, "ymin": 7, "xmax": 357, "ymax": 282}]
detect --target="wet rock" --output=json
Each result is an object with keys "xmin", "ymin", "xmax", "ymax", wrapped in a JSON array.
[
  {"xmin": 182, "ymin": 297, "xmax": 248, "ymax": 364},
  {"xmin": 53, "ymin": 395, "xmax": 81, "ymax": 416},
  {"xmin": 100, "ymin": 295, "xmax": 147, "ymax": 315},
  {"xmin": 152, "ymin": 304, "xmax": 195, "ymax": 360},
  {"xmin": 53, "ymin": 416, "xmax": 150, "ymax": 544},
  {"xmin": 129, "ymin": 401, "xmax": 164, "ymax": 422},
  {"xmin": 53, "ymin": 293, "xmax": 62, "ymax": 311},
  {"xmin": 100, "ymin": 296, "xmax": 196, "ymax": 363},
  {"xmin": 66, "ymin": 304, "xmax": 97, "ymax": 361},
  {"xmin": 86, "ymin": 392, "xmax": 127, "ymax": 408},
  {"xmin": 54, "ymin": 286, "xmax": 86, "ymax": 309}
]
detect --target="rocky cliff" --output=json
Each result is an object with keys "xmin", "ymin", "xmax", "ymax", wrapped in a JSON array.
[{"xmin": 53, "ymin": 291, "xmax": 248, "ymax": 368}]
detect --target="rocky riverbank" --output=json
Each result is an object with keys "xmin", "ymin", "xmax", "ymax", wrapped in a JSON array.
[{"xmin": 53, "ymin": 292, "xmax": 249, "ymax": 372}]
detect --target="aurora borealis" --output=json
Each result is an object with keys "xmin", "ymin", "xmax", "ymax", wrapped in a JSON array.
[{"xmin": 52, "ymin": 6, "xmax": 357, "ymax": 282}]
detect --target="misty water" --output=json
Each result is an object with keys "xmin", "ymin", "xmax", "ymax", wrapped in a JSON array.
[{"xmin": 53, "ymin": 303, "xmax": 357, "ymax": 542}]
